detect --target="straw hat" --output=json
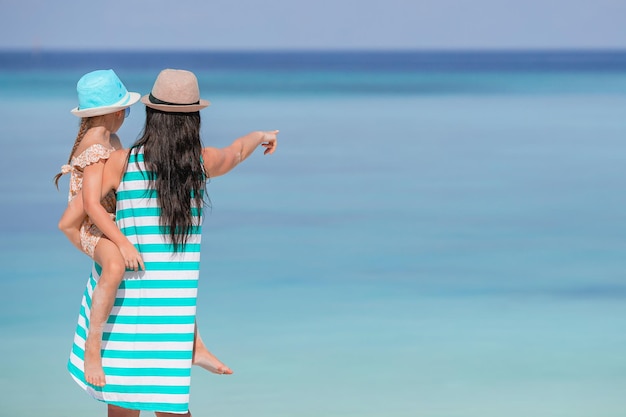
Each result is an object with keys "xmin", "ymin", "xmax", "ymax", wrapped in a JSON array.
[
  {"xmin": 71, "ymin": 69, "xmax": 140, "ymax": 117},
  {"xmin": 141, "ymin": 69, "xmax": 210, "ymax": 113}
]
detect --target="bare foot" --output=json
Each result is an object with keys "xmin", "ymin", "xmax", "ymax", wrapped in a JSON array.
[
  {"xmin": 84, "ymin": 340, "xmax": 106, "ymax": 387},
  {"xmin": 192, "ymin": 347, "xmax": 233, "ymax": 375}
]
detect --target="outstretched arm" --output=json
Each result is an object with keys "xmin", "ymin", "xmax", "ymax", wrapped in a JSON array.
[{"xmin": 202, "ymin": 130, "xmax": 278, "ymax": 177}]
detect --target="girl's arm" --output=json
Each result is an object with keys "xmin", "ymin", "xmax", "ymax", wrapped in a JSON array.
[
  {"xmin": 58, "ymin": 193, "xmax": 87, "ymax": 253},
  {"xmin": 101, "ymin": 148, "xmax": 129, "ymax": 194},
  {"xmin": 82, "ymin": 154, "xmax": 144, "ymax": 271},
  {"xmin": 202, "ymin": 130, "xmax": 278, "ymax": 177}
]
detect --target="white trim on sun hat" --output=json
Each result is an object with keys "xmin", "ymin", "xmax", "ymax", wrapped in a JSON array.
[{"xmin": 70, "ymin": 69, "xmax": 140, "ymax": 118}]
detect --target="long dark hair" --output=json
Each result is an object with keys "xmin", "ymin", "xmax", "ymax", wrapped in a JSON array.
[{"xmin": 130, "ymin": 107, "xmax": 207, "ymax": 251}]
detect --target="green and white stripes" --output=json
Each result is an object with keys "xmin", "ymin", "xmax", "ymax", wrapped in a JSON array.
[{"xmin": 68, "ymin": 148, "xmax": 202, "ymax": 414}]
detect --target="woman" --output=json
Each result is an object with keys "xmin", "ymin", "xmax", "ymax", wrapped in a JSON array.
[{"xmin": 67, "ymin": 68, "xmax": 278, "ymax": 417}]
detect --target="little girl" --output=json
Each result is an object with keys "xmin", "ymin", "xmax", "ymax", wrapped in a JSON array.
[{"xmin": 55, "ymin": 69, "xmax": 145, "ymax": 388}]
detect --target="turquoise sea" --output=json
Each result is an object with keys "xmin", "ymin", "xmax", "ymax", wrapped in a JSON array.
[{"xmin": 1, "ymin": 51, "xmax": 626, "ymax": 416}]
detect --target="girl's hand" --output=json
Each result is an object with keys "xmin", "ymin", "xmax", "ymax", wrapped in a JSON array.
[
  {"xmin": 261, "ymin": 130, "xmax": 279, "ymax": 155},
  {"xmin": 120, "ymin": 243, "xmax": 145, "ymax": 272}
]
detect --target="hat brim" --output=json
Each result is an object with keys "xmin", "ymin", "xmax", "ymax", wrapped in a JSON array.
[
  {"xmin": 141, "ymin": 95, "xmax": 210, "ymax": 113},
  {"xmin": 71, "ymin": 92, "xmax": 141, "ymax": 117}
]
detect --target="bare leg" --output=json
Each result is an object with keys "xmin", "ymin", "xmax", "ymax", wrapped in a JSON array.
[
  {"xmin": 108, "ymin": 404, "xmax": 140, "ymax": 417},
  {"xmin": 85, "ymin": 238, "xmax": 126, "ymax": 387},
  {"xmin": 192, "ymin": 324, "xmax": 233, "ymax": 375}
]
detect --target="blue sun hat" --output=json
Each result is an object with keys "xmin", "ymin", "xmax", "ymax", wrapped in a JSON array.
[{"xmin": 70, "ymin": 69, "xmax": 140, "ymax": 117}]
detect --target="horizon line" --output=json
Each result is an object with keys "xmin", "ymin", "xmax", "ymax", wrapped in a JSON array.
[{"xmin": 2, "ymin": 47, "xmax": 626, "ymax": 54}]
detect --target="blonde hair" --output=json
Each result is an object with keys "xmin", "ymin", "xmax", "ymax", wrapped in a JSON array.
[{"xmin": 53, "ymin": 118, "xmax": 91, "ymax": 188}]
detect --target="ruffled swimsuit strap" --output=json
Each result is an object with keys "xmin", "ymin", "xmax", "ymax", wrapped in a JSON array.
[{"xmin": 69, "ymin": 143, "xmax": 116, "ymax": 169}]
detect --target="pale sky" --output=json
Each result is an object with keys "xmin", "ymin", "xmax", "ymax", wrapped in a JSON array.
[{"xmin": 1, "ymin": 0, "xmax": 626, "ymax": 50}]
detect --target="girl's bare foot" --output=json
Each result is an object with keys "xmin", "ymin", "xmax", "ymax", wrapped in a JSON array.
[
  {"xmin": 84, "ymin": 340, "xmax": 106, "ymax": 386},
  {"xmin": 192, "ymin": 346, "xmax": 233, "ymax": 375},
  {"xmin": 193, "ymin": 325, "xmax": 232, "ymax": 374}
]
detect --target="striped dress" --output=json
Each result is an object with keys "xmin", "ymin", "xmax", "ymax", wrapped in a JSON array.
[{"xmin": 68, "ymin": 148, "xmax": 203, "ymax": 414}]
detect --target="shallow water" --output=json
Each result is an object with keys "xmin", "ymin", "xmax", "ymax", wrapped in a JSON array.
[{"xmin": 1, "ymin": 52, "xmax": 626, "ymax": 416}]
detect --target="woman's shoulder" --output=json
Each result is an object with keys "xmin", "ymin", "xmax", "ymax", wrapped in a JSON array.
[
  {"xmin": 201, "ymin": 146, "xmax": 218, "ymax": 159},
  {"xmin": 201, "ymin": 146, "xmax": 220, "ymax": 171},
  {"xmin": 113, "ymin": 147, "xmax": 130, "ymax": 157},
  {"xmin": 108, "ymin": 148, "xmax": 130, "ymax": 164}
]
